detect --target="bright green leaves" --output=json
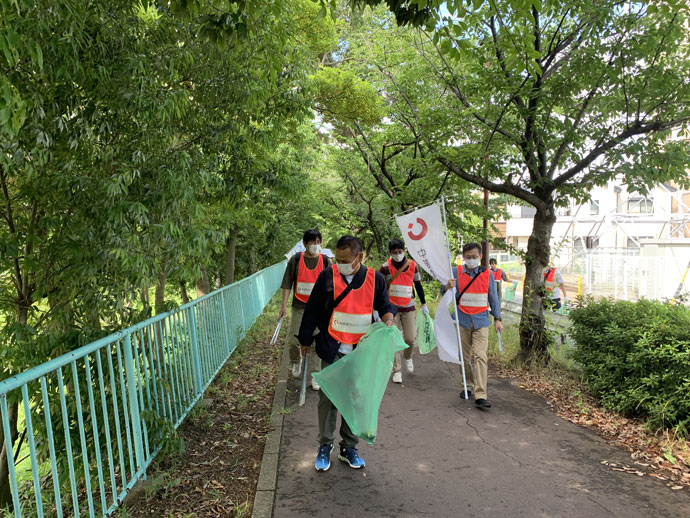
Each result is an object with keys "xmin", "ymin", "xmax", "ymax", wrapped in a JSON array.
[
  {"xmin": 135, "ymin": 1, "xmax": 162, "ymax": 24},
  {"xmin": 312, "ymin": 67, "xmax": 385, "ymax": 126},
  {"xmin": 294, "ymin": 0, "xmax": 338, "ymax": 56}
]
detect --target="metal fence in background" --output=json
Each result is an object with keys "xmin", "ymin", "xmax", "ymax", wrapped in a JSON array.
[
  {"xmin": 0, "ymin": 260, "xmax": 286, "ymax": 518},
  {"xmin": 557, "ymin": 252, "xmax": 668, "ymax": 301},
  {"xmin": 500, "ymin": 251, "xmax": 681, "ymax": 302}
]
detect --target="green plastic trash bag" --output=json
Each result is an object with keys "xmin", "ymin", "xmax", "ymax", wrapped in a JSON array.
[
  {"xmin": 312, "ymin": 322, "xmax": 407, "ymax": 444},
  {"xmin": 504, "ymin": 281, "xmax": 518, "ymax": 302},
  {"xmin": 416, "ymin": 309, "xmax": 436, "ymax": 354},
  {"xmin": 555, "ymin": 299, "xmax": 570, "ymax": 315}
]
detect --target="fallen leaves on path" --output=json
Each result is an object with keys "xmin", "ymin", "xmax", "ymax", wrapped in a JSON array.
[
  {"xmin": 491, "ymin": 361, "xmax": 690, "ymax": 492},
  {"xmin": 124, "ymin": 318, "xmax": 283, "ymax": 518}
]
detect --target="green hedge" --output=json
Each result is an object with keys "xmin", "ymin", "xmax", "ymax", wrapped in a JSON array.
[{"xmin": 570, "ymin": 297, "xmax": 690, "ymax": 436}]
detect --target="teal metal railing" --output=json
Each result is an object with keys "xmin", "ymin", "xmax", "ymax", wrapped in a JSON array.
[{"xmin": 0, "ymin": 260, "xmax": 286, "ymax": 517}]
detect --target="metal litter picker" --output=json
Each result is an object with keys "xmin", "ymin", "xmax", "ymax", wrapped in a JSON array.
[
  {"xmin": 299, "ymin": 355, "xmax": 309, "ymax": 406},
  {"xmin": 270, "ymin": 317, "xmax": 284, "ymax": 346}
]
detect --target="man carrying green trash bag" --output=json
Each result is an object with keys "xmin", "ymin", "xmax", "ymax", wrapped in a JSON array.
[{"xmin": 298, "ymin": 235, "xmax": 397, "ymax": 471}]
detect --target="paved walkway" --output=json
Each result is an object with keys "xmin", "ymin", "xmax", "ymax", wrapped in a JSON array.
[{"xmin": 272, "ymin": 347, "xmax": 690, "ymax": 518}]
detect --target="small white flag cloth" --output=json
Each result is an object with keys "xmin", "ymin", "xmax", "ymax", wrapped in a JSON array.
[
  {"xmin": 434, "ymin": 290, "xmax": 461, "ymax": 364},
  {"xmin": 395, "ymin": 202, "xmax": 453, "ymax": 283},
  {"xmin": 285, "ymin": 239, "xmax": 306, "ymax": 259}
]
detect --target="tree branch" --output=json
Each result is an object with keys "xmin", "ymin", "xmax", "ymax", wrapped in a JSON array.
[
  {"xmin": 349, "ymin": 130, "xmax": 396, "ymax": 198},
  {"xmin": 0, "ymin": 165, "xmax": 24, "ymax": 297},
  {"xmin": 416, "ymin": 31, "xmax": 521, "ymax": 143},
  {"xmin": 554, "ymin": 118, "xmax": 690, "ymax": 187},
  {"xmin": 489, "ymin": 16, "xmax": 526, "ymax": 110},
  {"xmin": 437, "ymin": 156, "xmax": 547, "ymax": 210}
]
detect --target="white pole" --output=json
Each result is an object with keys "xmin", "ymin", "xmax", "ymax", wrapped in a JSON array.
[{"xmin": 441, "ymin": 196, "xmax": 469, "ymax": 399}]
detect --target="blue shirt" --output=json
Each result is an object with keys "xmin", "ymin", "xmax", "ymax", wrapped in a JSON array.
[{"xmin": 447, "ymin": 266, "xmax": 501, "ymax": 330}]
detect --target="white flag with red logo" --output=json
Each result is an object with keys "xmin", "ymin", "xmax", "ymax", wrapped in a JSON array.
[
  {"xmin": 395, "ymin": 202, "xmax": 453, "ymax": 283},
  {"xmin": 396, "ymin": 203, "xmax": 462, "ymax": 365}
]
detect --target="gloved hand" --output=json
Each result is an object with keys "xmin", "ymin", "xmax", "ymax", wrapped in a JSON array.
[
  {"xmin": 421, "ymin": 304, "xmax": 429, "ymax": 315},
  {"xmin": 563, "ymin": 297, "xmax": 570, "ymax": 305}
]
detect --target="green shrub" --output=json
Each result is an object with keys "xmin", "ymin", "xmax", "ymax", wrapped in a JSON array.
[{"xmin": 570, "ymin": 297, "xmax": 690, "ymax": 436}]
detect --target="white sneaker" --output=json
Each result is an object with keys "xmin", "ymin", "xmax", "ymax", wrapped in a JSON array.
[
  {"xmin": 405, "ymin": 359, "xmax": 414, "ymax": 373},
  {"xmin": 311, "ymin": 377, "xmax": 320, "ymax": 391},
  {"xmin": 291, "ymin": 362, "xmax": 302, "ymax": 378},
  {"xmin": 392, "ymin": 372, "xmax": 403, "ymax": 384}
]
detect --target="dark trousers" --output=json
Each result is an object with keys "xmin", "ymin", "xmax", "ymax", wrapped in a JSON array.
[
  {"xmin": 544, "ymin": 297, "xmax": 562, "ymax": 311},
  {"xmin": 317, "ymin": 353, "xmax": 358, "ymax": 449}
]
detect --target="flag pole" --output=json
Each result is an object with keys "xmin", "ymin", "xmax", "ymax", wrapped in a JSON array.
[{"xmin": 441, "ymin": 196, "xmax": 469, "ymax": 399}]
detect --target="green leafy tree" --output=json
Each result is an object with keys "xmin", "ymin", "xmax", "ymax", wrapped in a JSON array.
[
  {"xmin": 0, "ymin": 0, "xmax": 337, "ymax": 510},
  {"xmin": 424, "ymin": 0, "xmax": 690, "ymax": 358},
  {"xmin": 354, "ymin": 0, "xmax": 690, "ymax": 359}
]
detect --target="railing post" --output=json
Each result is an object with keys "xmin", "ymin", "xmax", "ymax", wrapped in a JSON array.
[
  {"xmin": 187, "ymin": 306, "xmax": 204, "ymax": 395},
  {"xmin": 220, "ymin": 291, "xmax": 232, "ymax": 356},
  {"xmin": 123, "ymin": 334, "xmax": 146, "ymax": 476},
  {"xmin": 238, "ymin": 281, "xmax": 247, "ymax": 337}
]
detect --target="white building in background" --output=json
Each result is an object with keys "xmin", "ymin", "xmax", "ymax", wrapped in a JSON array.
[{"xmin": 496, "ymin": 180, "xmax": 690, "ymax": 301}]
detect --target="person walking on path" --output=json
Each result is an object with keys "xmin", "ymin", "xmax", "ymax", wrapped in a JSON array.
[
  {"xmin": 379, "ymin": 238, "xmax": 428, "ymax": 384},
  {"xmin": 543, "ymin": 263, "xmax": 568, "ymax": 311},
  {"xmin": 298, "ymin": 235, "xmax": 396, "ymax": 471},
  {"xmin": 489, "ymin": 258, "xmax": 510, "ymax": 308},
  {"xmin": 279, "ymin": 229, "xmax": 331, "ymax": 390},
  {"xmin": 445, "ymin": 242, "xmax": 503, "ymax": 409}
]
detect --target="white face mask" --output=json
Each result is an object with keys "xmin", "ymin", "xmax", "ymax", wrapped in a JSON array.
[
  {"xmin": 465, "ymin": 258, "xmax": 480, "ymax": 269},
  {"xmin": 391, "ymin": 253, "xmax": 405, "ymax": 262},
  {"xmin": 308, "ymin": 244, "xmax": 321, "ymax": 255},
  {"xmin": 337, "ymin": 258, "xmax": 358, "ymax": 276}
]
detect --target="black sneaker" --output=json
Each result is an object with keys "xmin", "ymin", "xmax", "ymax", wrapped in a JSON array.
[
  {"xmin": 475, "ymin": 398, "xmax": 491, "ymax": 409},
  {"xmin": 338, "ymin": 447, "xmax": 365, "ymax": 468},
  {"xmin": 459, "ymin": 390, "xmax": 473, "ymax": 399}
]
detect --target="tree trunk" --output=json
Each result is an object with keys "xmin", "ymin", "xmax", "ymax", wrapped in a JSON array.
[
  {"xmin": 0, "ymin": 402, "xmax": 18, "ymax": 510},
  {"xmin": 195, "ymin": 265, "xmax": 210, "ymax": 297},
  {"xmin": 140, "ymin": 285, "xmax": 151, "ymax": 315},
  {"xmin": 519, "ymin": 204, "xmax": 557, "ymax": 361},
  {"xmin": 179, "ymin": 281, "xmax": 189, "ymax": 305},
  {"xmin": 248, "ymin": 248, "xmax": 256, "ymax": 276},
  {"xmin": 154, "ymin": 268, "xmax": 168, "ymax": 315},
  {"xmin": 225, "ymin": 225, "xmax": 239, "ymax": 285},
  {"xmin": 0, "ymin": 304, "xmax": 27, "ymax": 509}
]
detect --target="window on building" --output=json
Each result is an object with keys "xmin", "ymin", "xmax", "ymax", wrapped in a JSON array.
[
  {"xmin": 627, "ymin": 197, "xmax": 654, "ymax": 214},
  {"xmin": 590, "ymin": 200, "xmax": 599, "ymax": 216}
]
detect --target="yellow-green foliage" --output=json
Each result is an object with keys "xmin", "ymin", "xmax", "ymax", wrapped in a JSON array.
[
  {"xmin": 312, "ymin": 67, "xmax": 385, "ymax": 126},
  {"xmin": 294, "ymin": 0, "xmax": 338, "ymax": 56}
]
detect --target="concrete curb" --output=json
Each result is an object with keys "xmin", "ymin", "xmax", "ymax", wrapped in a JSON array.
[{"xmin": 251, "ymin": 343, "xmax": 290, "ymax": 518}]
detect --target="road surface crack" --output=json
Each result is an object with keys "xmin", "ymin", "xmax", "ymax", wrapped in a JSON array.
[{"xmin": 462, "ymin": 412, "xmax": 525, "ymax": 468}]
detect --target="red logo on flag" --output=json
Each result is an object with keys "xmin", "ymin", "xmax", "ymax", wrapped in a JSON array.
[{"xmin": 407, "ymin": 218, "xmax": 428, "ymax": 240}]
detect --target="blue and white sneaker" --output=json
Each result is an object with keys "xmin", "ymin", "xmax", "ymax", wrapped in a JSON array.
[
  {"xmin": 338, "ymin": 447, "xmax": 365, "ymax": 469},
  {"xmin": 315, "ymin": 443, "xmax": 332, "ymax": 471}
]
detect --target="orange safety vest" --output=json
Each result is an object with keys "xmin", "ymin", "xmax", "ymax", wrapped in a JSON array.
[
  {"xmin": 387, "ymin": 259, "xmax": 416, "ymax": 307},
  {"xmin": 328, "ymin": 265, "xmax": 375, "ymax": 344},
  {"xmin": 294, "ymin": 253, "xmax": 325, "ymax": 303},
  {"xmin": 457, "ymin": 266, "xmax": 491, "ymax": 315},
  {"xmin": 543, "ymin": 268, "xmax": 558, "ymax": 293},
  {"xmin": 492, "ymin": 268, "xmax": 503, "ymax": 281}
]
